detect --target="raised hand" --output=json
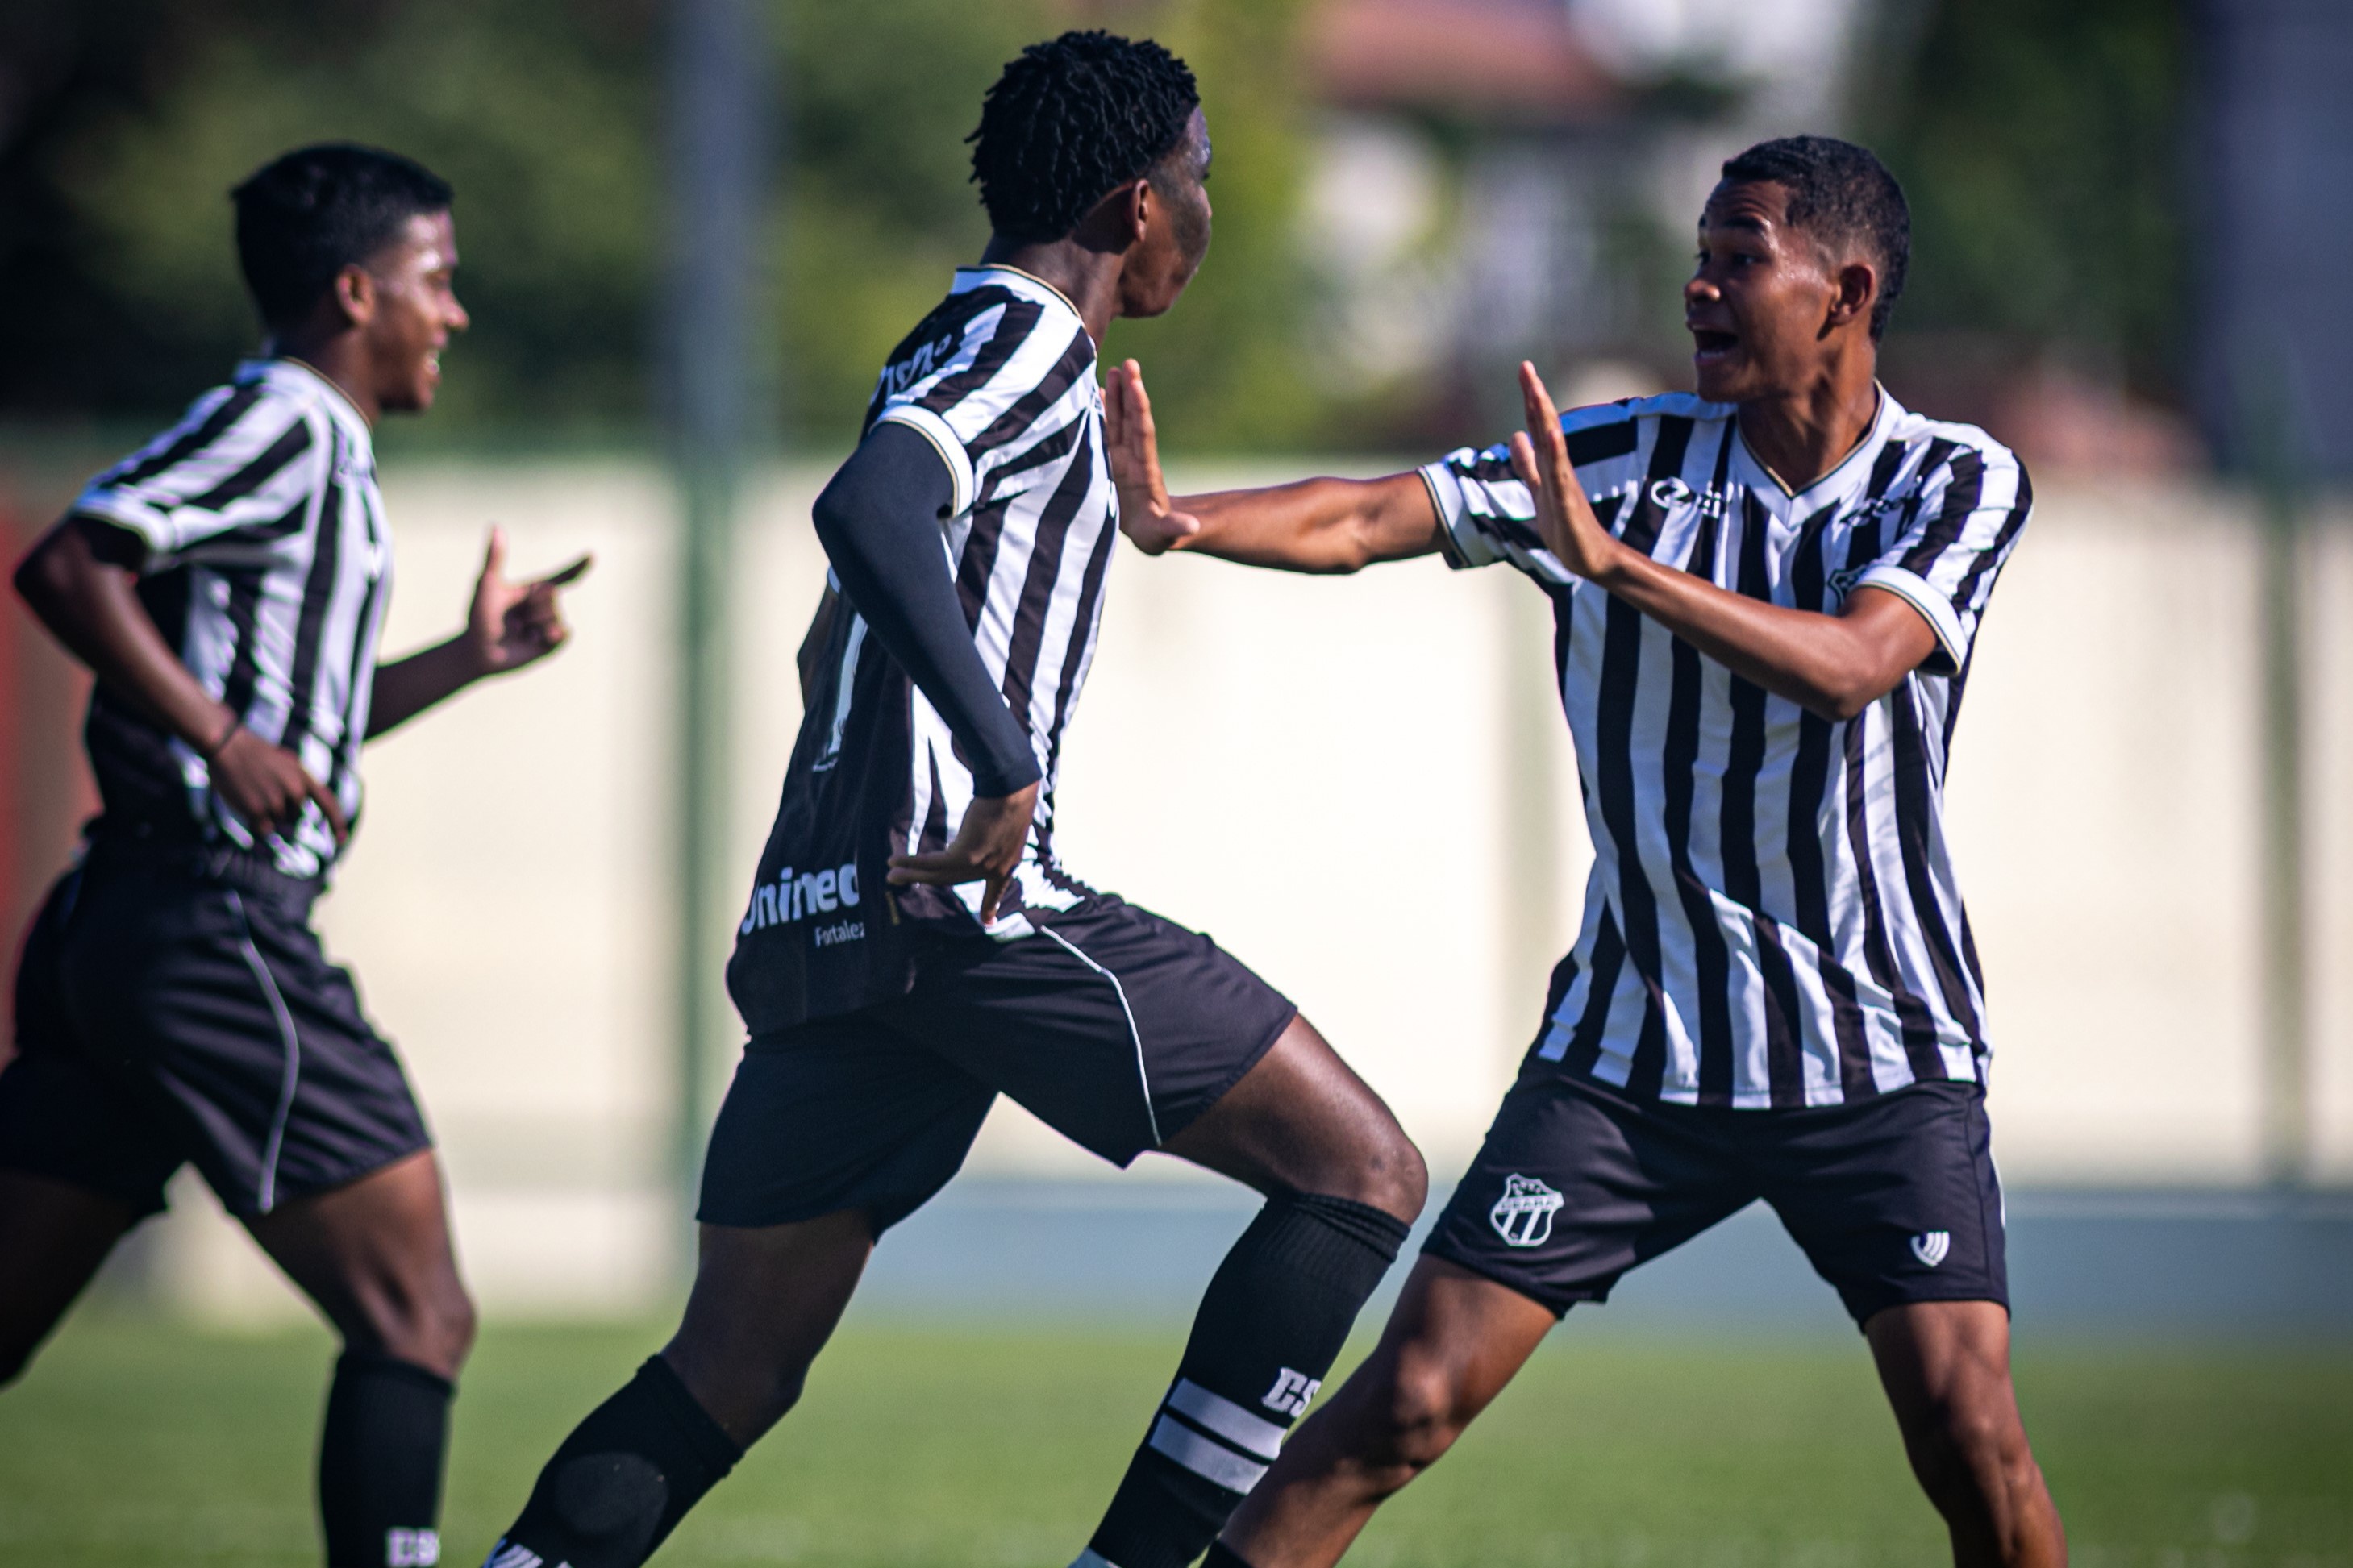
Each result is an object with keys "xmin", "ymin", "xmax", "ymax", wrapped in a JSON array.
[
  {"xmin": 1506, "ymin": 361, "xmax": 1622, "ymax": 582},
  {"xmin": 885, "ymin": 780, "xmax": 1043, "ymax": 925},
  {"xmin": 1103, "ymin": 360, "xmax": 1201, "ymax": 555},
  {"xmin": 465, "ymin": 526, "xmax": 591, "ymax": 678}
]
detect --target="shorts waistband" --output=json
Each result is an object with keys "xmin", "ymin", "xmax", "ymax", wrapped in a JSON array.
[{"xmin": 81, "ymin": 822, "xmax": 325, "ymax": 910}]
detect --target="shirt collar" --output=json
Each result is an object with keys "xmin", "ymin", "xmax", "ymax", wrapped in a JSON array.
[
  {"xmin": 239, "ymin": 356, "xmax": 376, "ymax": 458},
  {"xmin": 1733, "ymin": 382, "xmax": 1901, "ymax": 505}
]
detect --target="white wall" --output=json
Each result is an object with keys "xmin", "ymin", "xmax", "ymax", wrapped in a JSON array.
[{"xmin": 135, "ymin": 459, "xmax": 2353, "ymax": 1319}]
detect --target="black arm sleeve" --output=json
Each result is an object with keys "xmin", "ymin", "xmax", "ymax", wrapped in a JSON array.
[{"xmin": 810, "ymin": 421, "xmax": 1043, "ymax": 796}]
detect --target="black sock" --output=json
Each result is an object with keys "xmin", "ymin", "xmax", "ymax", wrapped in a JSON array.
[
  {"xmin": 319, "ymin": 1351, "xmax": 455, "ymax": 1568},
  {"xmin": 1201, "ymin": 1544, "xmax": 1256, "ymax": 1568},
  {"xmin": 488, "ymin": 1356, "xmax": 741, "ymax": 1568},
  {"xmin": 1080, "ymin": 1192, "xmax": 1410, "ymax": 1568}
]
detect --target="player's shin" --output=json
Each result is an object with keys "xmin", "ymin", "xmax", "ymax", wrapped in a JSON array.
[
  {"xmin": 484, "ymin": 1356, "xmax": 740, "ymax": 1568},
  {"xmin": 1076, "ymin": 1192, "xmax": 1410, "ymax": 1568},
  {"xmin": 319, "ymin": 1351, "xmax": 455, "ymax": 1568}
]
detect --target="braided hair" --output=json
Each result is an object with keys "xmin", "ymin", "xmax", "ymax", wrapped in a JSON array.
[
  {"xmin": 968, "ymin": 31, "xmax": 1199, "ymax": 243},
  {"xmin": 1721, "ymin": 136, "xmax": 1910, "ymax": 341}
]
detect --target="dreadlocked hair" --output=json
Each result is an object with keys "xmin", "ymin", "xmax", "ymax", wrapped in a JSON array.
[{"xmin": 968, "ymin": 31, "xmax": 1199, "ymax": 243}]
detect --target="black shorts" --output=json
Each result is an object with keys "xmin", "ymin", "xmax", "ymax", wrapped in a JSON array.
[
  {"xmin": 699, "ymin": 894, "xmax": 1297, "ymax": 1232},
  {"xmin": 0, "ymin": 840, "xmax": 431, "ymax": 1221},
  {"xmin": 1425, "ymin": 1066, "xmax": 2006, "ymax": 1325}
]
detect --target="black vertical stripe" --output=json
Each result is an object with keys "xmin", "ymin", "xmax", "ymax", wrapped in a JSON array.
[
  {"xmin": 1950, "ymin": 463, "xmax": 2032, "ymax": 613},
  {"xmin": 1897, "ymin": 443, "xmax": 1981, "ymax": 578},
  {"xmin": 1841, "ymin": 713, "xmax": 1949, "ymax": 1083},
  {"xmin": 177, "ymin": 418, "xmax": 313, "ymax": 511},
  {"xmin": 997, "ymin": 437, "xmax": 1094, "ymax": 731},
  {"xmin": 964, "ymin": 330, "xmax": 1093, "ymax": 463},
  {"xmin": 917, "ymin": 297, "xmax": 1044, "ymax": 419},
  {"xmin": 106, "ymin": 383, "xmax": 266, "ymax": 488},
  {"xmin": 214, "ymin": 563, "xmax": 272, "ymax": 722},
  {"xmin": 1601, "ymin": 415, "xmax": 1692, "ymax": 1097},
  {"xmin": 1886, "ymin": 684, "xmax": 1983, "ymax": 1043},
  {"xmin": 860, "ymin": 285, "xmax": 1015, "ymax": 432},
  {"xmin": 1043, "ymin": 504, "xmax": 1118, "ymax": 786},
  {"xmin": 1667, "ymin": 426, "xmax": 1735, "ymax": 1103},
  {"xmin": 1567, "ymin": 909, "xmax": 1629, "ymax": 1079},
  {"xmin": 1784, "ymin": 498, "xmax": 1878, "ymax": 1098},
  {"xmin": 1721, "ymin": 492, "xmax": 1810, "ymax": 1105},
  {"xmin": 275, "ymin": 453, "xmax": 345, "ymax": 755}
]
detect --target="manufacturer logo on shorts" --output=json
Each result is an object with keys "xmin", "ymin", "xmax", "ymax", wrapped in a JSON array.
[
  {"xmin": 1263, "ymin": 1366, "xmax": 1322, "ymax": 1417},
  {"xmin": 1489, "ymin": 1174, "xmax": 1565, "ymax": 1248},
  {"xmin": 1909, "ymin": 1230, "xmax": 1951, "ymax": 1268}
]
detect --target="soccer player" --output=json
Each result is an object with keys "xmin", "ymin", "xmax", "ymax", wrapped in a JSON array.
[
  {"xmin": 1107, "ymin": 137, "xmax": 2066, "ymax": 1567},
  {"xmin": 0, "ymin": 144, "xmax": 587, "ymax": 1568},
  {"xmin": 478, "ymin": 33, "xmax": 1424, "ymax": 1568}
]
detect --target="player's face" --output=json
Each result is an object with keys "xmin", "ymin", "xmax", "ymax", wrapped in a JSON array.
[
  {"xmin": 1684, "ymin": 181, "xmax": 1845, "ymax": 404},
  {"xmin": 360, "ymin": 210, "xmax": 469, "ymax": 414},
  {"xmin": 1121, "ymin": 109, "xmax": 1213, "ymax": 319}
]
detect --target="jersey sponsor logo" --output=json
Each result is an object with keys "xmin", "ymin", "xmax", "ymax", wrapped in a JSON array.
[
  {"xmin": 1262, "ymin": 1367, "xmax": 1321, "ymax": 1418},
  {"xmin": 1909, "ymin": 1230, "xmax": 1951, "ymax": 1268},
  {"xmin": 874, "ymin": 330, "xmax": 960, "ymax": 401},
  {"xmin": 740, "ymin": 862, "xmax": 862, "ymax": 935},
  {"xmin": 1489, "ymin": 1174, "xmax": 1566, "ymax": 1248},
  {"xmin": 1648, "ymin": 476, "xmax": 1693, "ymax": 510},
  {"xmin": 814, "ymin": 920, "xmax": 864, "ymax": 948}
]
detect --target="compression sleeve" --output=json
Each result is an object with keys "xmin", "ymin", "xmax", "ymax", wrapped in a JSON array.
[{"xmin": 810, "ymin": 421, "xmax": 1043, "ymax": 797}]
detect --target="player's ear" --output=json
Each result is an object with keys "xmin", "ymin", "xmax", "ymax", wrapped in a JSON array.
[
  {"xmin": 1829, "ymin": 260, "xmax": 1876, "ymax": 332},
  {"xmin": 331, "ymin": 264, "xmax": 378, "ymax": 329}
]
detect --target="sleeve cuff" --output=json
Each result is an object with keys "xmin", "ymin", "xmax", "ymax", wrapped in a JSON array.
[
  {"xmin": 69, "ymin": 496, "xmax": 176, "ymax": 562},
  {"xmin": 1853, "ymin": 564, "xmax": 1966, "ymax": 676},
  {"xmin": 874, "ymin": 405, "xmax": 977, "ymax": 518},
  {"xmin": 1418, "ymin": 461, "xmax": 1497, "ymax": 569}
]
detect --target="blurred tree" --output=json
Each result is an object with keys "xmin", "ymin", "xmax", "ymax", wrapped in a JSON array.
[{"xmin": 1862, "ymin": 0, "xmax": 2187, "ymax": 401}]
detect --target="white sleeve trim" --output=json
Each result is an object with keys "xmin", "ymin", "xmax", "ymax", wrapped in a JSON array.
[
  {"xmin": 69, "ymin": 492, "xmax": 177, "ymax": 559},
  {"xmin": 874, "ymin": 404, "xmax": 976, "ymax": 518},
  {"xmin": 1418, "ymin": 460, "xmax": 1500, "ymax": 569},
  {"xmin": 1854, "ymin": 564, "xmax": 1967, "ymax": 674}
]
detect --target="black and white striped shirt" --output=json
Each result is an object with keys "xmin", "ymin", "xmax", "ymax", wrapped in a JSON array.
[
  {"xmin": 72, "ymin": 358, "xmax": 391, "ymax": 880},
  {"xmin": 731, "ymin": 265, "xmax": 1115, "ymax": 1029},
  {"xmin": 1423, "ymin": 389, "xmax": 2030, "ymax": 1106}
]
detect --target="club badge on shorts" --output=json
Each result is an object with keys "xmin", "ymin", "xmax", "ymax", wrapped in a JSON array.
[{"xmin": 1489, "ymin": 1174, "xmax": 1566, "ymax": 1248}]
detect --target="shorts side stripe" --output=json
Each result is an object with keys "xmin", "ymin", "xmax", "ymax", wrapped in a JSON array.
[
  {"xmin": 1039, "ymin": 925, "xmax": 1160, "ymax": 1148},
  {"xmin": 227, "ymin": 891, "xmax": 303, "ymax": 1213}
]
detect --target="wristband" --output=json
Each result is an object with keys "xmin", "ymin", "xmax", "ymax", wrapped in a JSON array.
[{"xmin": 198, "ymin": 713, "xmax": 240, "ymax": 761}]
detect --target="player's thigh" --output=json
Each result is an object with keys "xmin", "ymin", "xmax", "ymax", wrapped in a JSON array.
[
  {"xmin": 1422, "ymin": 1070, "xmax": 1751, "ymax": 1316},
  {"xmin": 700, "ymin": 1009, "xmax": 996, "ymax": 1237},
  {"xmin": 893, "ymin": 896, "xmax": 1301, "ymax": 1171},
  {"xmin": 60, "ymin": 858, "xmax": 432, "ymax": 1223},
  {"xmin": 0, "ymin": 1171, "xmax": 142, "ymax": 1382},
  {"xmin": 246, "ymin": 1148, "xmax": 473, "ymax": 1374},
  {"xmin": 1163, "ymin": 1013, "xmax": 1424, "ymax": 1218},
  {"xmin": 1758, "ymin": 1080, "xmax": 2008, "ymax": 1327}
]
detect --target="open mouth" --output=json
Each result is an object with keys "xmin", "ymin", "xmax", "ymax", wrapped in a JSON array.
[{"xmin": 1689, "ymin": 328, "xmax": 1738, "ymax": 361}]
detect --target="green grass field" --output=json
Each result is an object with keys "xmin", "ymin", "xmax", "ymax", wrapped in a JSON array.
[{"xmin": 1, "ymin": 1312, "xmax": 2347, "ymax": 1567}]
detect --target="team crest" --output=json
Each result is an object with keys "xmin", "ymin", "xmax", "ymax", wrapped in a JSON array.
[
  {"xmin": 1489, "ymin": 1175, "xmax": 1565, "ymax": 1248},
  {"xmin": 1909, "ymin": 1231, "xmax": 1951, "ymax": 1268}
]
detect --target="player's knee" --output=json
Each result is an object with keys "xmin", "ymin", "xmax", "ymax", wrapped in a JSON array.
[
  {"xmin": 1369, "ymin": 1349, "xmax": 1474, "ymax": 1473},
  {"xmin": 1907, "ymin": 1395, "xmax": 2014, "ymax": 1501},
  {"xmin": 1319, "ymin": 1121, "xmax": 1427, "ymax": 1226},
  {"xmin": 352, "ymin": 1274, "xmax": 476, "ymax": 1378}
]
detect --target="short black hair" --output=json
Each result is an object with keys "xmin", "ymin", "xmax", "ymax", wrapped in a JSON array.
[
  {"xmin": 1720, "ymin": 135, "xmax": 1909, "ymax": 341},
  {"xmin": 968, "ymin": 31, "xmax": 1199, "ymax": 244},
  {"xmin": 231, "ymin": 143, "xmax": 454, "ymax": 327}
]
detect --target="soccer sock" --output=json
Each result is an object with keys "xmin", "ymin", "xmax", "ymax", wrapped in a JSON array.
[
  {"xmin": 1078, "ymin": 1192, "xmax": 1410, "ymax": 1568},
  {"xmin": 486, "ymin": 1356, "xmax": 741, "ymax": 1568},
  {"xmin": 1201, "ymin": 1544, "xmax": 1256, "ymax": 1568},
  {"xmin": 318, "ymin": 1351, "xmax": 455, "ymax": 1568}
]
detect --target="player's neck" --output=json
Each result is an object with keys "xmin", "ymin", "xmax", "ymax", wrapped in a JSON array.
[
  {"xmin": 977, "ymin": 235, "xmax": 1122, "ymax": 347},
  {"xmin": 1734, "ymin": 353, "xmax": 1880, "ymax": 495},
  {"xmin": 269, "ymin": 327, "xmax": 381, "ymax": 426}
]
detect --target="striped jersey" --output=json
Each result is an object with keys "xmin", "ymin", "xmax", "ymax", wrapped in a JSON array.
[
  {"xmin": 70, "ymin": 358, "xmax": 391, "ymax": 880},
  {"xmin": 1422, "ymin": 389, "xmax": 2030, "ymax": 1107},
  {"xmin": 729, "ymin": 265, "xmax": 1116, "ymax": 1030}
]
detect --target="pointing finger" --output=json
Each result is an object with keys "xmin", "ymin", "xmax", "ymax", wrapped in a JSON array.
[{"xmin": 533, "ymin": 554, "xmax": 593, "ymax": 589}]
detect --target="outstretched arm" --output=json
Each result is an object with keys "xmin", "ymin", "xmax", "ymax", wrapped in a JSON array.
[
  {"xmin": 1506, "ymin": 362, "xmax": 1934, "ymax": 721},
  {"xmin": 1105, "ymin": 360, "xmax": 1442, "ymax": 573},
  {"xmin": 811, "ymin": 421, "xmax": 1042, "ymax": 921},
  {"xmin": 15, "ymin": 516, "xmax": 348, "ymax": 843},
  {"xmin": 368, "ymin": 530, "xmax": 590, "ymax": 738}
]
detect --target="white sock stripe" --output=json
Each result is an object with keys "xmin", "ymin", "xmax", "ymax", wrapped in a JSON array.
[
  {"xmin": 1069, "ymin": 1551, "xmax": 1123, "ymax": 1568},
  {"xmin": 483, "ymin": 1542, "xmax": 542, "ymax": 1568},
  {"xmin": 1148, "ymin": 1414, "xmax": 1269, "ymax": 1494},
  {"xmin": 1166, "ymin": 1379, "xmax": 1287, "ymax": 1460}
]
